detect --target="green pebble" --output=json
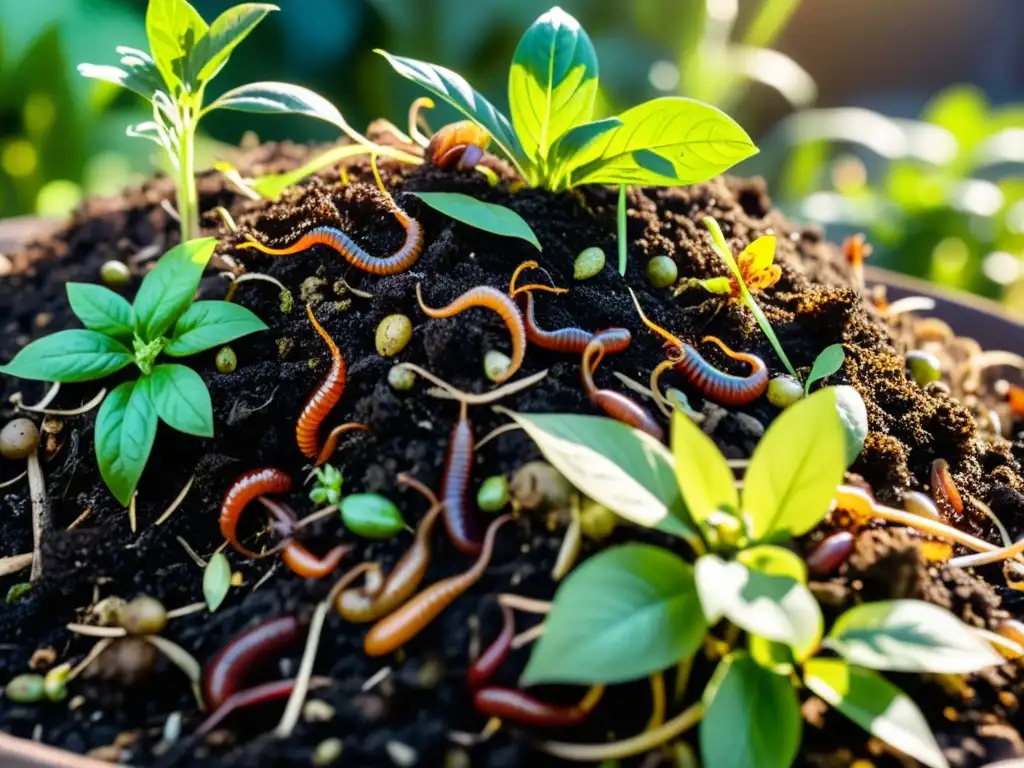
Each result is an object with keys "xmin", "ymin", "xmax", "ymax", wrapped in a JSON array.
[
  {"xmin": 376, "ymin": 314, "xmax": 413, "ymax": 357},
  {"xmin": 645, "ymin": 255, "xmax": 678, "ymax": 289},
  {"xmin": 476, "ymin": 476, "xmax": 509, "ymax": 513},
  {"xmin": 766, "ymin": 375, "xmax": 803, "ymax": 409},
  {"xmin": 340, "ymin": 494, "xmax": 407, "ymax": 539},
  {"xmin": 5, "ymin": 583, "xmax": 31, "ymax": 604},
  {"xmin": 483, "ymin": 350, "xmax": 512, "ymax": 383},
  {"xmin": 5, "ymin": 674, "xmax": 45, "ymax": 703},
  {"xmin": 573, "ymin": 247, "xmax": 605, "ymax": 280},
  {"xmin": 388, "ymin": 365, "xmax": 416, "ymax": 392},
  {"xmin": 99, "ymin": 260, "xmax": 130, "ymax": 290},
  {"xmin": 215, "ymin": 346, "xmax": 237, "ymax": 374},
  {"xmin": 906, "ymin": 350, "xmax": 941, "ymax": 386}
]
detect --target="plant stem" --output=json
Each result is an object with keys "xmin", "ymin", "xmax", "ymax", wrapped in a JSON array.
[
  {"xmin": 27, "ymin": 449, "xmax": 50, "ymax": 582},
  {"xmin": 617, "ymin": 185, "xmax": 628, "ymax": 276},
  {"xmin": 177, "ymin": 106, "xmax": 200, "ymax": 240}
]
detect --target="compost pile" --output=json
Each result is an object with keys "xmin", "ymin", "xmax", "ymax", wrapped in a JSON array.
[{"xmin": 2, "ymin": 130, "xmax": 1024, "ymax": 767}]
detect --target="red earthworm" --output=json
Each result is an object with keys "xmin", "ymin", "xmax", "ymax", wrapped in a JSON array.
[
  {"xmin": 519, "ymin": 291, "xmax": 631, "ymax": 356},
  {"xmin": 441, "ymin": 401, "xmax": 485, "ymax": 555},
  {"xmin": 197, "ymin": 678, "xmax": 306, "ymax": 737},
  {"xmin": 364, "ymin": 514, "xmax": 512, "ymax": 657},
  {"xmin": 203, "ymin": 616, "xmax": 303, "ymax": 710},
  {"xmin": 281, "ymin": 542, "xmax": 354, "ymax": 580},
  {"xmin": 473, "ymin": 685, "xmax": 604, "ymax": 727},
  {"xmin": 581, "ymin": 339, "xmax": 664, "ymax": 441},
  {"xmin": 220, "ymin": 468, "xmax": 294, "ymax": 559},
  {"xmin": 931, "ymin": 458, "xmax": 964, "ymax": 515},
  {"xmin": 427, "ymin": 120, "xmax": 491, "ymax": 170},
  {"xmin": 415, "ymin": 283, "xmax": 525, "ymax": 383},
  {"xmin": 467, "ymin": 604, "xmax": 515, "ymax": 690}
]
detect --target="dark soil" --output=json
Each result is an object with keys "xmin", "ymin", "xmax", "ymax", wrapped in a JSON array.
[{"xmin": 2, "ymin": 126, "xmax": 1024, "ymax": 767}]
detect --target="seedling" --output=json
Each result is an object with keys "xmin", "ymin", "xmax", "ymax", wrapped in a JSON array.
[
  {"xmin": 0, "ymin": 239, "xmax": 267, "ymax": 505},
  {"xmin": 309, "ymin": 464, "xmax": 343, "ymax": 507},
  {"xmin": 378, "ymin": 7, "xmax": 757, "ymax": 192}
]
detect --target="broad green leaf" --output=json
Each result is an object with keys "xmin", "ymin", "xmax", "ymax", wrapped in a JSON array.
[
  {"xmin": 205, "ymin": 82, "xmax": 355, "ymax": 135},
  {"xmin": 203, "ymin": 552, "xmax": 231, "ymax": 612},
  {"xmin": 562, "ymin": 97, "xmax": 757, "ymax": 187},
  {"xmin": 671, "ymin": 409, "xmax": 737, "ymax": 526},
  {"xmin": 805, "ymin": 343, "xmax": 845, "ymax": 395},
  {"xmin": 164, "ymin": 301, "xmax": 268, "ymax": 356},
  {"xmin": 78, "ymin": 47, "xmax": 165, "ymax": 102},
  {"xmin": 148, "ymin": 364, "xmax": 213, "ymax": 437},
  {"xmin": 508, "ymin": 7, "xmax": 598, "ymax": 163},
  {"xmin": 804, "ymin": 658, "xmax": 949, "ymax": 768},
  {"xmin": 700, "ymin": 652, "xmax": 800, "ymax": 768},
  {"xmin": 410, "ymin": 192, "xmax": 541, "ymax": 250},
  {"xmin": 743, "ymin": 387, "xmax": 846, "ymax": 540},
  {"xmin": 95, "ymin": 379, "xmax": 158, "ymax": 506},
  {"xmin": 146, "ymin": 0, "xmax": 209, "ymax": 92},
  {"xmin": 133, "ymin": 238, "xmax": 216, "ymax": 342},
  {"xmin": 496, "ymin": 409, "xmax": 697, "ymax": 543},
  {"xmin": 747, "ymin": 634, "xmax": 794, "ymax": 675},
  {"xmin": 0, "ymin": 331, "xmax": 133, "ymax": 383},
  {"xmin": 695, "ymin": 551, "xmax": 822, "ymax": 660},
  {"xmin": 375, "ymin": 50, "xmax": 527, "ymax": 172},
  {"xmin": 66, "ymin": 283, "xmax": 134, "ymax": 338},
  {"xmin": 522, "ymin": 545, "xmax": 705, "ymax": 685},
  {"xmin": 188, "ymin": 3, "xmax": 277, "ymax": 85},
  {"xmin": 825, "ymin": 599, "xmax": 1002, "ymax": 674}
]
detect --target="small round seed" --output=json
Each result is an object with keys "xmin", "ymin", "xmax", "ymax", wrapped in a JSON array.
[
  {"xmin": 806, "ymin": 531, "xmax": 855, "ymax": 575},
  {"xmin": 215, "ymin": 346, "xmax": 237, "ymax": 374},
  {"xmin": 906, "ymin": 350, "xmax": 941, "ymax": 387},
  {"xmin": 5, "ymin": 674, "xmax": 45, "ymax": 703},
  {"xmin": 376, "ymin": 314, "xmax": 413, "ymax": 357},
  {"xmin": 120, "ymin": 595, "xmax": 168, "ymax": 636},
  {"xmin": 645, "ymin": 255, "xmax": 678, "ymax": 289},
  {"xmin": 579, "ymin": 499, "xmax": 617, "ymax": 541},
  {"xmin": 766, "ymin": 375, "xmax": 804, "ymax": 409},
  {"xmin": 510, "ymin": 461, "xmax": 573, "ymax": 512},
  {"xmin": 313, "ymin": 738, "xmax": 343, "ymax": 766},
  {"xmin": 904, "ymin": 491, "xmax": 941, "ymax": 520},
  {"xmin": 476, "ymin": 476, "xmax": 509, "ymax": 513},
  {"xmin": 99, "ymin": 261, "xmax": 130, "ymax": 290},
  {"xmin": 573, "ymin": 247, "xmax": 606, "ymax": 280},
  {"xmin": 388, "ymin": 365, "xmax": 416, "ymax": 392},
  {"xmin": 0, "ymin": 419, "xmax": 40, "ymax": 460},
  {"xmin": 483, "ymin": 350, "xmax": 512, "ymax": 383}
]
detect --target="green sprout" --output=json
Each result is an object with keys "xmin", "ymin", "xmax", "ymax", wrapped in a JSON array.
[
  {"xmin": 0, "ymin": 239, "xmax": 267, "ymax": 505},
  {"xmin": 310, "ymin": 464, "xmax": 343, "ymax": 507},
  {"xmin": 506, "ymin": 393, "xmax": 998, "ymax": 768}
]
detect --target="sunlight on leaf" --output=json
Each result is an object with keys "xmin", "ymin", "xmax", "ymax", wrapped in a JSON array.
[{"xmin": 670, "ymin": 410, "xmax": 737, "ymax": 527}]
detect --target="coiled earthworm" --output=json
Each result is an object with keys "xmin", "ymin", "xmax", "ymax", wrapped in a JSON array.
[
  {"xmin": 930, "ymin": 458, "xmax": 964, "ymax": 515},
  {"xmin": 427, "ymin": 120, "xmax": 491, "ymax": 170},
  {"xmin": 196, "ymin": 677, "xmax": 324, "ymax": 737},
  {"xmin": 629, "ymin": 289, "xmax": 767, "ymax": 406},
  {"xmin": 467, "ymin": 604, "xmax": 514, "ymax": 690},
  {"xmin": 473, "ymin": 684, "xmax": 605, "ymax": 727},
  {"xmin": 281, "ymin": 542, "xmax": 353, "ymax": 580},
  {"xmin": 203, "ymin": 615, "xmax": 302, "ymax": 709},
  {"xmin": 581, "ymin": 339, "xmax": 664, "ymax": 441},
  {"xmin": 415, "ymin": 283, "xmax": 525, "ymax": 383},
  {"xmin": 220, "ymin": 468, "xmax": 293, "ymax": 559},
  {"xmin": 363, "ymin": 514, "xmax": 512, "ymax": 657}
]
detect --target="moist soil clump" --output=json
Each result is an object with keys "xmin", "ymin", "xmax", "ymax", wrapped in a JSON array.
[{"xmin": 2, "ymin": 130, "xmax": 1024, "ymax": 766}]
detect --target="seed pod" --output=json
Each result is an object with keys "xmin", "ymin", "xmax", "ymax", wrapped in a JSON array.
[
  {"xmin": 388, "ymin": 364, "xmax": 416, "ymax": 392},
  {"xmin": 99, "ymin": 260, "xmax": 130, "ymax": 290},
  {"xmin": 340, "ymin": 494, "xmax": 407, "ymax": 539},
  {"xmin": 906, "ymin": 350, "xmax": 941, "ymax": 386},
  {"xmin": 579, "ymin": 499, "xmax": 617, "ymax": 541},
  {"xmin": 5, "ymin": 674, "xmax": 45, "ymax": 703},
  {"xmin": 121, "ymin": 595, "xmax": 168, "ymax": 636},
  {"xmin": 767, "ymin": 375, "xmax": 803, "ymax": 409},
  {"xmin": 215, "ymin": 346, "xmax": 237, "ymax": 373},
  {"xmin": 645, "ymin": 255, "xmax": 678, "ymax": 289},
  {"xmin": 476, "ymin": 476, "xmax": 509, "ymax": 513},
  {"xmin": 806, "ymin": 531, "xmax": 855, "ymax": 575},
  {"xmin": 483, "ymin": 350, "xmax": 512, "ymax": 383},
  {"xmin": 573, "ymin": 247, "xmax": 606, "ymax": 280},
  {"xmin": 0, "ymin": 418, "xmax": 39, "ymax": 460},
  {"xmin": 510, "ymin": 461, "xmax": 573, "ymax": 512},
  {"xmin": 376, "ymin": 314, "xmax": 413, "ymax": 357}
]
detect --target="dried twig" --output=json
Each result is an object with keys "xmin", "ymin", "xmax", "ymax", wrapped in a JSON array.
[
  {"xmin": 155, "ymin": 475, "xmax": 195, "ymax": 526},
  {"xmin": 0, "ymin": 553, "xmax": 33, "ymax": 578},
  {"xmin": 27, "ymin": 448, "xmax": 50, "ymax": 582}
]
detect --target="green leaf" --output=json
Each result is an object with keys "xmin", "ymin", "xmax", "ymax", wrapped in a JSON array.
[
  {"xmin": 695, "ymin": 550, "xmax": 822, "ymax": 660},
  {"xmin": 805, "ymin": 343, "xmax": 845, "ymax": 395},
  {"xmin": 132, "ymin": 238, "xmax": 216, "ymax": 342},
  {"xmin": 496, "ymin": 409, "xmax": 697, "ymax": 543},
  {"xmin": 188, "ymin": 3, "xmax": 277, "ymax": 85},
  {"xmin": 148, "ymin": 364, "xmax": 213, "ymax": 437},
  {"xmin": 77, "ymin": 47, "xmax": 165, "ymax": 102},
  {"xmin": 339, "ymin": 494, "xmax": 407, "ymax": 540},
  {"xmin": 375, "ymin": 49, "xmax": 527, "ymax": 172},
  {"xmin": 523, "ymin": 545, "xmax": 705, "ymax": 685},
  {"xmin": 549, "ymin": 117, "xmax": 622, "ymax": 179},
  {"xmin": 145, "ymin": 0, "xmax": 209, "ymax": 92},
  {"xmin": 804, "ymin": 658, "xmax": 949, "ymax": 768},
  {"xmin": 205, "ymin": 81, "xmax": 355, "ymax": 134},
  {"xmin": 0, "ymin": 331, "xmax": 133, "ymax": 383},
  {"xmin": 164, "ymin": 301, "xmax": 268, "ymax": 356},
  {"xmin": 95, "ymin": 379, "xmax": 158, "ymax": 506},
  {"xmin": 203, "ymin": 552, "xmax": 231, "ymax": 612},
  {"xmin": 508, "ymin": 7, "xmax": 598, "ymax": 164},
  {"xmin": 700, "ymin": 652, "xmax": 801, "ymax": 768},
  {"xmin": 66, "ymin": 283, "xmax": 134, "ymax": 339},
  {"xmin": 410, "ymin": 192, "xmax": 541, "ymax": 250},
  {"xmin": 743, "ymin": 387, "xmax": 846, "ymax": 540},
  {"xmin": 671, "ymin": 409, "xmax": 737, "ymax": 527},
  {"xmin": 825, "ymin": 599, "xmax": 1003, "ymax": 674},
  {"xmin": 561, "ymin": 97, "xmax": 758, "ymax": 187},
  {"xmin": 835, "ymin": 384, "xmax": 868, "ymax": 466}
]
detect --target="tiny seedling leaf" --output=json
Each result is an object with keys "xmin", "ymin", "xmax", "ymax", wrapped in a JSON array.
[
  {"xmin": 825, "ymin": 599, "xmax": 1003, "ymax": 674},
  {"xmin": 410, "ymin": 192, "xmax": 541, "ymax": 250},
  {"xmin": 95, "ymin": 379, "xmax": 158, "ymax": 506},
  {"xmin": 522, "ymin": 544, "xmax": 706, "ymax": 685},
  {"xmin": 743, "ymin": 387, "xmax": 846, "ymax": 540},
  {"xmin": 0, "ymin": 331, "xmax": 134, "ymax": 383},
  {"xmin": 804, "ymin": 658, "xmax": 949, "ymax": 768},
  {"xmin": 66, "ymin": 283, "xmax": 134, "ymax": 339},
  {"xmin": 78, "ymin": 46, "xmax": 166, "ymax": 102},
  {"xmin": 203, "ymin": 552, "xmax": 231, "ymax": 612},
  {"xmin": 133, "ymin": 238, "xmax": 217, "ymax": 342},
  {"xmin": 497, "ymin": 409, "xmax": 697, "ymax": 543},
  {"xmin": 670, "ymin": 409, "xmax": 738, "ymax": 527},
  {"xmin": 164, "ymin": 300, "xmax": 268, "ymax": 357},
  {"xmin": 805, "ymin": 343, "xmax": 845, "ymax": 395},
  {"xmin": 700, "ymin": 652, "xmax": 801, "ymax": 768},
  {"xmin": 146, "ymin": 0, "xmax": 209, "ymax": 91},
  {"xmin": 206, "ymin": 82, "xmax": 357, "ymax": 136},
  {"xmin": 148, "ymin": 364, "xmax": 213, "ymax": 437},
  {"xmin": 188, "ymin": 3, "xmax": 277, "ymax": 85}
]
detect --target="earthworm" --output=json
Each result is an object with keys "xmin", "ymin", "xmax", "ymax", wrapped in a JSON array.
[
  {"xmin": 197, "ymin": 678, "xmax": 312, "ymax": 737},
  {"xmin": 203, "ymin": 616, "xmax": 303, "ymax": 710},
  {"xmin": 518, "ymin": 291, "xmax": 631, "ymax": 356},
  {"xmin": 336, "ymin": 503, "xmax": 443, "ymax": 622},
  {"xmin": 281, "ymin": 542, "xmax": 353, "ymax": 580},
  {"xmin": 442, "ymin": 401, "xmax": 485, "ymax": 555},
  {"xmin": 427, "ymin": 120, "xmax": 491, "ymax": 170},
  {"xmin": 363, "ymin": 514, "xmax": 512, "ymax": 657},
  {"xmin": 581, "ymin": 339, "xmax": 664, "ymax": 441},
  {"xmin": 467, "ymin": 604, "xmax": 515, "ymax": 689},
  {"xmin": 473, "ymin": 684, "xmax": 605, "ymax": 727},
  {"xmin": 415, "ymin": 283, "xmax": 525, "ymax": 384},
  {"xmin": 220, "ymin": 468, "xmax": 293, "ymax": 559},
  {"xmin": 930, "ymin": 458, "xmax": 964, "ymax": 515}
]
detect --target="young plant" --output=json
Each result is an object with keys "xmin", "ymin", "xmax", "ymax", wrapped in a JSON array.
[
  {"xmin": 0, "ymin": 239, "xmax": 266, "ymax": 505},
  {"xmin": 505, "ymin": 393, "xmax": 1001, "ymax": 768},
  {"xmin": 310, "ymin": 464, "xmax": 343, "ymax": 507},
  {"xmin": 377, "ymin": 7, "xmax": 758, "ymax": 192},
  {"xmin": 78, "ymin": 0, "xmax": 374, "ymax": 240}
]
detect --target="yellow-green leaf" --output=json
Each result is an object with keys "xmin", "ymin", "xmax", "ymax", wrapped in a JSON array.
[{"xmin": 670, "ymin": 409, "xmax": 737, "ymax": 526}]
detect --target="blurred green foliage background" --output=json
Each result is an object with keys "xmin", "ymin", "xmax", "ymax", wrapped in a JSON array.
[{"xmin": 3, "ymin": 0, "xmax": 1024, "ymax": 309}]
